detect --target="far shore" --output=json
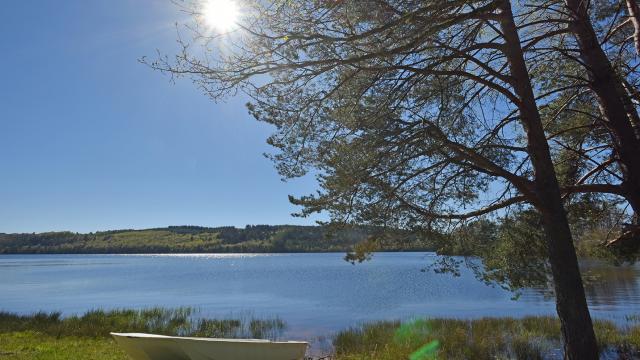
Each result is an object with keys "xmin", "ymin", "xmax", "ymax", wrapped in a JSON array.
[
  {"xmin": 0, "ymin": 250, "xmax": 433, "ymax": 255},
  {"xmin": 0, "ymin": 225, "xmax": 436, "ymax": 255}
]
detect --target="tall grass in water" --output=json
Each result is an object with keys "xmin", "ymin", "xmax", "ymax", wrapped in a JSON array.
[
  {"xmin": 0, "ymin": 307, "xmax": 285, "ymax": 340},
  {"xmin": 334, "ymin": 316, "xmax": 640, "ymax": 359}
]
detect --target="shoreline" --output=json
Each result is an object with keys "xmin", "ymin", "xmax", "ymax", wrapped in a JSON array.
[
  {"xmin": 0, "ymin": 250, "xmax": 435, "ymax": 255},
  {"xmin": 1, "ymin": 308, "xmax": 639, "ymax": 359}
]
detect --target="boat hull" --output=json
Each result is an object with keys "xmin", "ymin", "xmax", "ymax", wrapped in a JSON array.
[{"xmin": 110, "ymin": 333, "xmax": 307, "ymax": 360}]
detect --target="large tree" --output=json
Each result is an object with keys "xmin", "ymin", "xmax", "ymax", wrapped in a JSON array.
[
  {"xmin": 490, "ymin": 0, "xmax": 640, "ymax": 251},
  {"xmin": 147, "ymin": 0, "xmax": 630, "ymax": 357},
  {"xmin": 530, "ymin": 0, "xmax": 640, "ymax": 237},
  {"xmin": 563, "ymin": 0, "xmax": 640, "ymax": 218}
]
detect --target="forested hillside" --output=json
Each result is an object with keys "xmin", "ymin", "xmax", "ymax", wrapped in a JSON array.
[{"xmin": 0, "ymin": 225, "xmax": 433, "ymax": 254}]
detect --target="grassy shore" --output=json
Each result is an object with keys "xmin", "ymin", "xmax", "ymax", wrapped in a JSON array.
[
  {"xmin": 0, "ymin": 308, "xmax": 285, "ymax": 360},
  {"xmin": 334, "ymin": 317, "xmax": 640, "ymax": 359},
  {"xmin": 0, "ymin": 309, "xmax": 639, "ymax": 359}
]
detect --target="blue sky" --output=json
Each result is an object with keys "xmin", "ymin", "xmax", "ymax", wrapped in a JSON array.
[{"xmin": 0, "ymin": 0, "xmax": 320, "ymax": 233}]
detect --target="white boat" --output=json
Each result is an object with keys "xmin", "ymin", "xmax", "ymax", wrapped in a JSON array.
[{"xmin": 110, "ymin": 332, "xmax": 308, "ymax": 360}]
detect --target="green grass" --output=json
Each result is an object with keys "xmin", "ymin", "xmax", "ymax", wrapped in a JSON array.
[
  {"xmin": 0, "ymin": 308, "xmax": 286, "ymax": 360},
  {"xmin": 334, "ymin": 316, "xmax": 640, "ymax": 359},
  {"xmin": 0, "ymin": 332, "xmax": 127, "ymax": 360},
  {"xmin": 2, "ymin": 310, "xmax": 640, "ymax": 359},
  {"xmin": 0, "ymin": 307, "xmax": 285, "ymax": 340}
]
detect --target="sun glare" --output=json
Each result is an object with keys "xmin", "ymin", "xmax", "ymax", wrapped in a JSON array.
[{"xmin": 202, "ymin": 0, "xmax": 239, "ymax": 31}]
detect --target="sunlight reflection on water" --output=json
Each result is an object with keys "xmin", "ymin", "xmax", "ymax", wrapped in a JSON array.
[
  {"xmin": 0, "ymin": 253, "xmax": 638, "ymax": 339},
  {"xmin": 125, "ymin": 253, "xmax": 279, "ymax": 259}
]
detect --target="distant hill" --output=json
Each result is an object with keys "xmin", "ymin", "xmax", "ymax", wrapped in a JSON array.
[{"xmin": 0, "ymin": 225, "xmax": 435, "ymax": 254}]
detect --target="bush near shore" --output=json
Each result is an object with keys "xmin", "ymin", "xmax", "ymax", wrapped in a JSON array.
[{"xmin": 0, "ymin": 308, "xmax": 639, "ymax": 359}]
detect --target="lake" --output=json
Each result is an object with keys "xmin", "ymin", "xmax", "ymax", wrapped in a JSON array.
[{"xmin": 1, "ymin": 252, "xmax": 639, "ymax": 341}]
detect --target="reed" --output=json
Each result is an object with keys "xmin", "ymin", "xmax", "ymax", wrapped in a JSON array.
[
  {"xmin": 2, "ymin": 309, "xmax": 640, "ymax": 359},
  {"xmin": 333, "ymin": 316, "xmax": 640, "ymax": 359},
  {"xmin": 0, "ymin": 307, "xmax": 285, "ymax": 340}
]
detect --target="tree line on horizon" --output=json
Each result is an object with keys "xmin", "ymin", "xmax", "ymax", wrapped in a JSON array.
[
  {"xmin": 0, "ymin": 224, "xmax": 432, "ymax": 254},
  {"xmin": 0, "ymin": 202, "xmax": 627, "ymax": 260}
]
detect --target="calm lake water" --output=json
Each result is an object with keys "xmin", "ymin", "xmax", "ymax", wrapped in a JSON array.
[{"xmin": 1, "ymin": 253, "xmax": 639, "ymax": 340}]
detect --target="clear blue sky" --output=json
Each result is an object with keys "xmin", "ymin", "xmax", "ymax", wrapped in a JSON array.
[{"xmin": 0, "ymin": 0, "xmax": 321, "ymax": 233}]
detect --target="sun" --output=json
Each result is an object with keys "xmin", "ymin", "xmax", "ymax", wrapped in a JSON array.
[{"xmin": 202, "ymin": 0, "xmax": 239, "ymax": 31}]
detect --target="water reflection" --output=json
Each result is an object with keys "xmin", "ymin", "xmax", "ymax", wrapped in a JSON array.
[
  {"xmin": 0, "ymin": 253, "xmax": 638, "ymax": 337},
  {"xmin": 582, "ymin": 260, "xmax": 640, "ymax": 308}
]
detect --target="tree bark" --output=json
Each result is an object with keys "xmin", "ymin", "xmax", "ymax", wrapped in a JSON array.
[
  {"xmin": 626, "ymin": 0, "xmax": 640, "ymax": 56},
  {"xmin": 498, "ymin": 2, "xmax": 599, "ymax": 358},
  {"xmin": 564, "ymin": 0, "xmax": 640, "ymax": 223},
  {"xmin": 626, "ymin": 183, "xmax": 640, "ymax": 224},
  {"xmin": 620, "ymin": 78, "xmax": 640, "ymax": 140}
]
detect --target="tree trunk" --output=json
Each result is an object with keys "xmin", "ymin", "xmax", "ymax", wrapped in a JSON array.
[
  {"xmin": 564, "ymin": 0, "xmax": 640, "ymax": 223},
  {"xmin": 626, "ymin": 0, "xmax": 640, "ymax": 56},
  {"xmin": 498, "ymin": 2, "xmax": 599, "ymax": 358},
  {"xmin": 620, "ymin": 78, "xmax": 640, "ymax": 141},
  {"xmin": 625, "ymin": 182, "xmax": 640, "ymax": 225}
]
